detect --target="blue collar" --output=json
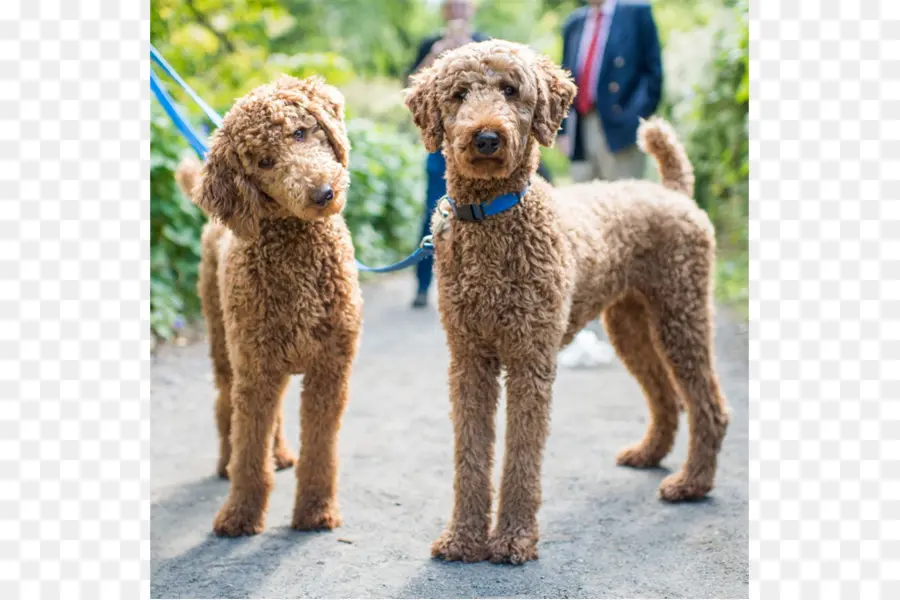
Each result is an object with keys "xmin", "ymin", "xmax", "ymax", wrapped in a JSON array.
[{"xmin": 446, "ymin": 182, "xmax": 530, "ymax": 222}]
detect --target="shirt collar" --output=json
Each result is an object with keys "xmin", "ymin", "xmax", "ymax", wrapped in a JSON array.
[{"xmin": 587, "ymin": 0, "xmax": 616, "ymax": 19}]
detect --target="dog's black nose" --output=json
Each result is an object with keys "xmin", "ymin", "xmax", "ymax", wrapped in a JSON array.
[
  {"xmin": 314, "ymin": 184, "xmax": 334, "ymax": 207},
  {"xmin": 474, "ymin": 131, "xmax": 501, "ymax": 156}
]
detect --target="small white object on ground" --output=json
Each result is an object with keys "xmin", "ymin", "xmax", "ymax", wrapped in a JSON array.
[{"xmin": 558, "ymin": 329, "xmax": 616, "ymax": 369}]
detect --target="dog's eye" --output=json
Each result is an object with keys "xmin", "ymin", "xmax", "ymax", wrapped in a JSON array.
[
  {"xmin": 502, "ymin": 85, "xmax": 518, "ymax": 98},
  {"xmin": 293, "ymin": 128, "xmax": 307, "ymax": 142},
  {"xmin": 258, "ymin": 157, "xmax": 275, "ymax": 169},
  {"xmin": 453, "ymin": 89, "xmax": 467, "ymax": 101}
]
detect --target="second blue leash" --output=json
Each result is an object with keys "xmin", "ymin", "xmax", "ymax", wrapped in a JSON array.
[{"xmin": 355, "ymin": 235, "xmax": 434, "ymax": 274}]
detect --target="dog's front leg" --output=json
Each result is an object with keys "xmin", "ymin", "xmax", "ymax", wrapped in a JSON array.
[
  {"xmin": 213, "ymin": 372, "xmax": 289, "ymax": 536},
  {"xmin": 291, "ymin": 361, "xmax": 351, "ymax": 531},
  {"xmin": 431, "ymin": 350, "xmax": 501, "ymax": 563},
  {"xmin": 489, "ymin": 354, "xmax": 556, "ymax": 564}
]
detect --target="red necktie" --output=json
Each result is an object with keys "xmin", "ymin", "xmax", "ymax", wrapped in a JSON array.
[{"xmin": 575, "ymin": 11, "xmax": 603, "ymax": 116}]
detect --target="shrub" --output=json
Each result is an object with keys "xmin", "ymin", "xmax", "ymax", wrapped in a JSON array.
[
  {"xmin": 150, "ymin": 107, "xmax": 206, "ymax": 341},
  {"xmin": 343, "ymin": 118, "xmax": 426, "ymax": 272},
  {"xmin": 684, "ymin": 2, "xmax": 749, "ymax": 315}
]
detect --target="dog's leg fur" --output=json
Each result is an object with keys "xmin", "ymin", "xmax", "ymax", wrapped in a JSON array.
[
  {"xmin": 213, "ymin": 371, "xmax": 288, "ymax": 536},
  {"xmin": 291, "ymin": 360, "xmax": 352, "ymax": 530},
  {"xmin": 651, "ymin": 284, "xmax": 729, "ymax": 501},
  {"xmin": 488, "ymin": 350, "xmax": 555, "ymax": 565},
  {"xmin": 197, "ymin": 225, "xmax": 235, "ymax": 479},
  {"xmin": 272, "ymin": 412, "xmax": 296, "ymax": 471},
  {"xmin": 431, "ymin": 349, "xmax": 501, "ymax": 562},
  {"xmin": 604, "ymin": 295, "xmax": 681, "ymax": 468}
]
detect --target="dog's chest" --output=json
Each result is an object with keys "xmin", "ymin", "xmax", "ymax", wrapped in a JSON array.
[
  {"xmin": 222, "ymin": 227, "xmax": 361, "ymax": 371},
  {"xmin": 433, "ymin": 217, "xmax": 569, "ymax": 345}
]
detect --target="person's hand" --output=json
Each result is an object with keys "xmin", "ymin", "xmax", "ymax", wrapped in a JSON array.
[
  {"xmin": 430, "ymin": 37, "xmax": 455, "ymax": 56},
  {"xmin": 555, "ymin": 134, "xmax": 571, "ymax": 157},
  {"xmin": 432, "ymin": 35, "xmax": 470, "ymax": 57}
]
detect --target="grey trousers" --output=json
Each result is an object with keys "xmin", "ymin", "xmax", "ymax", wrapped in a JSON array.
[{"xmin": 569, "ymin": 111, "xmax": 647, "ymax": 183}]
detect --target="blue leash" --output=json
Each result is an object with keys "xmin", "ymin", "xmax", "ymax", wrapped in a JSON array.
[
  {"xmin": 150, "ymin": 45, "xmax": 222, "ymax": 129},
  {"xmin": 150, "ymin": 69, "xmax": 210, "ymax": 159},
  {"xmin": 355, "ymin": 236, "xmax": 435, "ymax": 273},
  {"xmin": 149, "ymin": 44, "xmax": 438, "ymax": 274}
]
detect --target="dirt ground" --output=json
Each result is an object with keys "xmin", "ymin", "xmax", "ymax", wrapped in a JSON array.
[{"xmin": 151, "ymin": 274, "xmax": 749, "ymax": 599}]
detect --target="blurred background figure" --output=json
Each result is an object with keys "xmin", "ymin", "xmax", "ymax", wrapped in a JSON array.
[
  {"xmin": 555, "ymin": 0, "xmax": 663, "ymax": 368},
  {"xmin": 406, "ymin": 0, "xmax": 488, "ymax": 309},
  {"xmin": 557, "ymin": 0, "xmax": 662, "ymax": 180}
]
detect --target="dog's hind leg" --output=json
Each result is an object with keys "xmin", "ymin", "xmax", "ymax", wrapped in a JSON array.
[
  {"xmin": 649, "ymin": 281, "xmax": 729, "ymax": 502},
  {"xmin": 603, "ymin": 295, "xmax": 680, "ymax": 469},
  {"xmin": 272, "ymin": 406, "xmax": 296, "ymax": 471},
  {"xmin": 198, "ymin": 225, "xmax": 236, "ymax": 479}
]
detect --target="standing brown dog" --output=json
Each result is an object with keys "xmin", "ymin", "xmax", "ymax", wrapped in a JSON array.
[
  {"xmin": 175, "ymin": 76, "xmax": 362, "ymax": 537},
  {"xmin": 405, "ymin": 40, "xmax": 729, "ymax": 564}
]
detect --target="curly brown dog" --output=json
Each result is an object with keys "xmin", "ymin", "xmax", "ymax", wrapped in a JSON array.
[
  {"xmin": 174, "ymin": 75, "xmax": 363, "ymax": 537},
  {"xmin": 404, "ymin": 40, "xmax": 730, "ymax": 564}
]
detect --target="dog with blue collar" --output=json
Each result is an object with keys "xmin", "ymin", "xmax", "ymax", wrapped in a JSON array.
[{"xmin": 406, "ymin": 40, "xmax": 730, "ymax": 565}]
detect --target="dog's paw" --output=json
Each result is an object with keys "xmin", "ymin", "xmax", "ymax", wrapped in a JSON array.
[
  {"xmin": 273, "ymin": 449, "xmax": 296, "ymax": 471},
  {"xmin": 216, "ymin": 457, "xmax": 230, "ymax": 479},
  {"xmin": 431, "ymin": 528, "xmax": 488, "ymax": 563},
  {"xmin": 658, "ymin": 471, "xmax": 713, "ymax": 502},
  {"xmin": 291, "ymin": 503, "xmax": 342, "ymax": 531},
  {"xmin": 487, "ymin": 530, "xmax": 538, "ymax": 565},
  {"xmin": 213, "ymin": 502, "xmax": 265, "ymax": 537},
  {"xmin": 616, "ymin": 444, "xmax": 664, "ymax": 469}
]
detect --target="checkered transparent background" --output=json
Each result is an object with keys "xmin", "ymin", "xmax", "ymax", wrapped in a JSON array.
[
  {"xmin": 751, "ymin": 1, "xmax": 900, "ymax": 599},
  {"xmin": 0, "ymin": 0, "xmax": 896, "ymax": 598},
  {"xmin": 0, "ymin": 1, "xmax": 148, "ymax": 599}
]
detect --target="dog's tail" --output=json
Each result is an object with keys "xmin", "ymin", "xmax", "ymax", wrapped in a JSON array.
[
  {"xmin": 174, "ymin": 156, "xmax": 203, "ymax": 203},
  {"xmin": 637, "ymin": 117, "xmax": 694, "ymax": 199}
]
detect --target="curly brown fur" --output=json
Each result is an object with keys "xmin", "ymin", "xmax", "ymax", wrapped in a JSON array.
[
  {"xmin": 176, "ymin": 75, "xmax": 363, "ymax": 537},
  {"xmin": 405, "ymin": 41, "xmax": 730, "ymax": 564}
]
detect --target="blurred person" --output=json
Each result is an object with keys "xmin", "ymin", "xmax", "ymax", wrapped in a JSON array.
[
  {"xmin": 406, "ymin": 0, "xmax": 488, "ymax": 309},
  {"xmin": 556, "ymin": 0, "xmax": 662, "ymax": 181},
  {"xmin": 556, "ymin": 0, "xmax": 663, "ymax": 367},
  {"xmin": 405, "ymin": 0, "xmax": 555, "ymax": 309}
]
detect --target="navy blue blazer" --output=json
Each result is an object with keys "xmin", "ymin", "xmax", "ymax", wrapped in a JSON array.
[{"xmin": 560, "ymin": 1, "xmax": 663, "ymax": 158}]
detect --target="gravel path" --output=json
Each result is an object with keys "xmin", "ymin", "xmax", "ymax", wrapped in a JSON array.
[{"xmin": 151, "ymin": 274, "xmax": 748, "ymax": 599}]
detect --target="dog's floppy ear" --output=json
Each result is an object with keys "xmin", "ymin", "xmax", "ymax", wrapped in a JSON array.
[
  {"xmin": 196, "ymin": 130, "xmax": 264, "ymax": 241},
  {"xmin": 404, "ymin": 66, "xmax": 444, "ymax": 153},
  {"xmin": 313, "ymin": 81, "xmax": 351, "ymax": 168},
  {"xmin": 531, "ymin": 54, "xmax": 577, "ymax": 147}
]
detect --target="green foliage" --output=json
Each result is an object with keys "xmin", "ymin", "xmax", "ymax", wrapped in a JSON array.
[
  {"xmin": 344, "ymin": 119, "xmax": 425, "ymax": 273},
  {"xmin": 150, "ymin": 107, "xmax": 206, "ymax": 340},
  {"xmin": 275, "ymin": 0, "xmax": 435, "ymax": 78},
  {"xmin": 683, "ymin": 1, "xmax": 749, "ymax": 314}
]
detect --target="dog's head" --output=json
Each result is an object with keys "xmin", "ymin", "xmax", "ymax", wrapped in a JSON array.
[
  {"xmin": 405, "ymin": 40, "xmax": 576, "ymax": 179},
  {"xmin": 197, "ymin": 75, "xmax": 351, "ymax": 240}
]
